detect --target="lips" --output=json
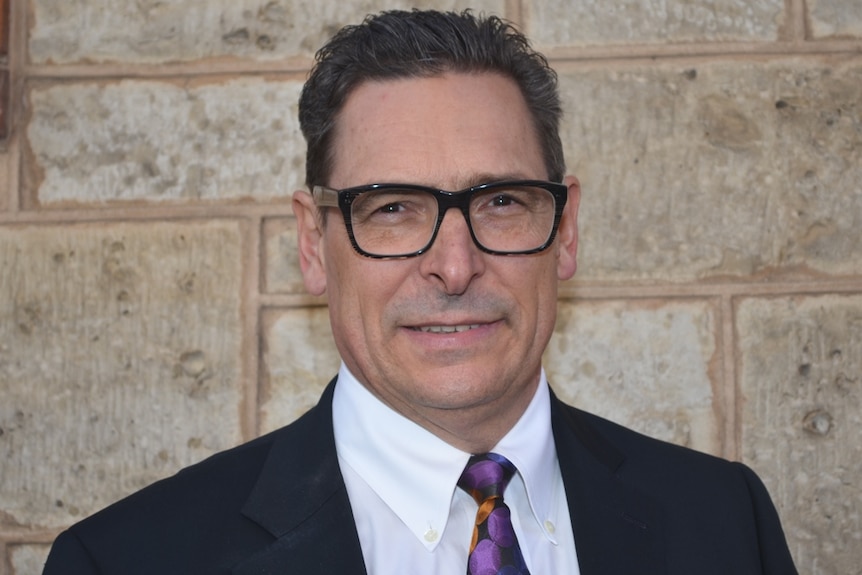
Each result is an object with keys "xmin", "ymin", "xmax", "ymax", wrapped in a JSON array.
[{"xmin": 414, "ymin": 324, "xmax": 481, "ymax": 334}]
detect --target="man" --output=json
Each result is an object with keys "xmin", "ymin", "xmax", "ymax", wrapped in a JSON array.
[{"xmin": 44, "ymin": 10, "xmax": 797, "ymax": 574}]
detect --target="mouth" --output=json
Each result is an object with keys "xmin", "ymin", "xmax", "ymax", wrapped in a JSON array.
[{"xmin": 412, "ymin": 324, "xmax": 482, "ymax": 334}]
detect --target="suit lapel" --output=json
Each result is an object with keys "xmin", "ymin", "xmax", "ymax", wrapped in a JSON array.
[
  {"xmin": 229, "ymin": 379, "xmax": 665, "ymax": 574},
  {"xmin": 551, "ymin": 391, "xmax": 666, "ymax": 575},
  {"xmin": 234, "ymin": 379, "xmax": 367, "ymax": 575}
]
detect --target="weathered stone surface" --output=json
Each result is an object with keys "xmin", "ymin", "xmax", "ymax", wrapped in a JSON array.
[
  {"xmin": 9, "ymin": 544, "xmax": 51, "ymax": 575},
  {"xmin": 809, "ymin": 0, "xmax": 862, "ymax": 39},
  {"xmin": 263, "ymin": 216, "xmax": 304, "ymax": 294},
  {"xmin": 546, "ymin": 298, "xmax": 721, "ymax": 454},
  {"xmin": 738, "ymin": 294, "xmax": 862, "ymax": 575},
  {"xmin": 560, "ymin": 58, "xmax": 862, "ymax": 282},
  {"xmin": 25, "ymin": 78, "xmax": 304, "ymax": 205},
  {"xmin": 525, "ymin": 0, "xmax": 785, "ymax": 47},
  {"xmin": 28, "ymin": 0, "xmax": 505, "ymax": 65},
  {"xmin": 0, "ymin": 151, "xmax": 10, "ymax": 212},
  {"xmin": 260, "ymin": 306, "xmax": 339, "ymax": 434},
  {"xmin": 0, "ymin": 221, "xmax": 244, "ymax": 528}
]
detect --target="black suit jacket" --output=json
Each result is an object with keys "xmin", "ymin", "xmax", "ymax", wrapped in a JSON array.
[{"xmin": 44, "ymin": 380, "xmax": 797, "ymax": 574}]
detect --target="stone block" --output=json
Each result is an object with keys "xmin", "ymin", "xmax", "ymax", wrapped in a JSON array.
[
  {"xmin": 809, "ymin": 0, "xmax": 862, "ymax": 39},
  {"xmin": 738, "ymin": 294, "xmax": 862, "ymax": 574},
  {"xmin": 525, "ymin": 0, "xmax": 785, "ymax": 47},
  {"xmin": 9, "ymin": 544, "xmax": 51, "ymax": 575},
  {"xmin": 546, "ymin": 298, "xmax": 721, "ymax": 454},
  {"xmin": 25, "ymin": 78, "xmax": 304, "ymax": 206},
  {"xmin": 0, "ymin": 221, "xmax": 244, "ymax": 528},
  {"xmin": 560, "ymin": 58, "xmax": 862, "ymax": 282},
  {"xmin": 262, "ymin": 216, "xmax": 304, "ymax": 294},
  {"xmin": 28, "ymin": 0, "xmax": 506, "ymax": 65},
  {"xmin": 260, "ymin": 306, "xmax": 339, "ymax": 434}
]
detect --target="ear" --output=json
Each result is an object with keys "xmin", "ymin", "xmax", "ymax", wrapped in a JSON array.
[
  {"xmin": 292, "ymin": 190, "xmax": 328, "ymax": 296},
  {"xmin": 556, "ymin": 175, "xmax": 580, "ymax": 281}
]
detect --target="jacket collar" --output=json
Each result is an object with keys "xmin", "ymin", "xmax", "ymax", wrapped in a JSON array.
[
  {"xmin": 232, "ymin": 379, "xmax": 664, "ymax": 574},
  {"xmin": 551, "ymin": 389, "xmax": 666, "ymax": 574},
  {"xmin": 235, "ymin": 379, "xmax": 368, "ymax": 574}
]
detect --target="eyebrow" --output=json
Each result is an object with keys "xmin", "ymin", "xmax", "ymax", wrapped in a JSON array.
[
  {"xmin": 327, "ymin": 172, "xmax": 548, "ymax": 192},
  {"xmin": 459, "ymin": 172, "xmax": 544, "ymax": 189}
]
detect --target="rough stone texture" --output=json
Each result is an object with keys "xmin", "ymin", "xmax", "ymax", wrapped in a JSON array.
[
  {"xmin": 25, "ymin": 78, "xmax": 304, "ymax": 205},
  {"xmin": 263, "ymin": 216, "xmax": 304, "ymax": 294},
  {"xmin": 738, "ymin": 294, "xmax": 862, "ymax": 575},
  {"xmin": 560, "ymin": 58, "xmax": 862, "ymax": 282},
  {"xmin": 28, "ymin": 0, "xmax": 505, "ymax": 65},
  {"xmin": 260, "ymin": 306, "xmax": 339, "ymax": 434},
  {"xmin": 0, "ymin": 221, "xmax": 244, "ymax": 528},
  {"xmin": 547, "ymin": 298, "xmax": 721, "ymax": 454},
  {"xmin": 809, "ymin": 0, "xmax": 862, "ymax": 39},
  {"xmin": 525, "ymin": 0, "xmax": 785, "ymax": 47},
  {"xmin": 8, "ymin": 0, "xmax": 862, "ymax": 571},
  {"xmin": 9, "ymin": 544, "xmax": 51, "ymax": 575},
  {"xmin": 0, "ymin": 150, "xmax": 9, "ymax": 212}
]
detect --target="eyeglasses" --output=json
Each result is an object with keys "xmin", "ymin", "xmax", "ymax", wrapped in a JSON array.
[{"xmin": 312, "ymin": 180, "xmax": 568, "ymax": 259}]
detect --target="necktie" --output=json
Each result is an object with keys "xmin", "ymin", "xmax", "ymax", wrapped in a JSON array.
[{"xmin": 458, "ymin": 453, "xmax": 531, "ymax": 575}]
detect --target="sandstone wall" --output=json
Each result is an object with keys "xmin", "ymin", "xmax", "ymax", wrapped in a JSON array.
[{"xmin": 1, "ymin": 0, "xmax": 860, "ymax": 572}]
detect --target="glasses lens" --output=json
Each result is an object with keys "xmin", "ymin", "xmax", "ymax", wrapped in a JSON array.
[
  {"xmin": 470, "ymin": 184, "xmax": 557, "ymax": 253},
  {"xmin": 350, "ymin": 189, "xmax": 437, "ymax": 256}
]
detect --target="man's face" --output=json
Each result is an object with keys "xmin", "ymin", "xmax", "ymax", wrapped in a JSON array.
[{"xmin": 294, "ymin": 72, "xmax": 579, "ymax": 447}]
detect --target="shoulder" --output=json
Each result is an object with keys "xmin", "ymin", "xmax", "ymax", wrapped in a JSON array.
[
  {"xmin": 78, "ymin": 415, "xmax": 294, "ymax": 527},
  {"xmin": 554, "ymin": 398, "xmax": 731, "ymax": 469},
  {"xmin": 551, "ymin": 397, "xmax": 779, "ymax": 514},
  {"xmin": 76, "ymin": 381, "xmax": 336, "ymax": 530},
  {"xmin": 45, "ymin": 392, "xmax": 335, "ymax": 573},
  {"xmin": 552, "ymin": 399, "xmax": 797, "ymax": 572},
  {"xmin": 53, "ymin": 428, "xmax": 277, "ymax": 563}
]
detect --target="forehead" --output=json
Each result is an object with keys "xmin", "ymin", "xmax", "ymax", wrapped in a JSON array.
[{"xmin": 328, "ymin": 72, "xmax": 546, "ymax": 189}]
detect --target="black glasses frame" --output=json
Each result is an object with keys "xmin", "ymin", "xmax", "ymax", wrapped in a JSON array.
[{"xmin": 312, "ymin": 179, "xmax": 569, "ymax": 259}]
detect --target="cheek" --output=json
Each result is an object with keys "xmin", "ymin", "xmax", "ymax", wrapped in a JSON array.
[
  {"xmin": 326, "ymin": 256, "xmax": 407, "ymax": 340},
  {"xmin": 322, "ymin": 248, "xmax": 365, "ymax": 353},
  {"xmin": 516, "ymin": 258, "xmax": 560, "ymax": 333},
  {"xmin": 326, "ymin": 284, "xmax": 376, "ymax": 377}
]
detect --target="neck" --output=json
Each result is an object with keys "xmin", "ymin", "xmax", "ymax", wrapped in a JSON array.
[{"xmin": 382, "ymin": 378, "xmax": 540, "ymax": 454}]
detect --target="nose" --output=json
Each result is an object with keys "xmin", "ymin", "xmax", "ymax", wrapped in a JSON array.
[{"xmin": 418, "ymin": 208, "xmax": 485, "ymax": 295}]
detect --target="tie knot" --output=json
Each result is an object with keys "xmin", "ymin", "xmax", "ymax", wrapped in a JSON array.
[{"xmin": 457, "ymin": 453, "xmax": 516, "ymax": 504}]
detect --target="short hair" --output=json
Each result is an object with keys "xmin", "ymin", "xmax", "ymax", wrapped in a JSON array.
[{"xmin": 298, "ymin": 9, "xmax": 565, "ymax": 189}]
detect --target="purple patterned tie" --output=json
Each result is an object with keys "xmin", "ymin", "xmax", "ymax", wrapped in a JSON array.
[{"xmin": 458, "ymin": 453, "xmax": 531, "ymax": 575}]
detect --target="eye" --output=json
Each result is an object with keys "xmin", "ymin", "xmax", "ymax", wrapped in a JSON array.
[
  {"xmin": 377, "ymin": 202, "xmax": 406, "ymax": 213},
  {"xmin": 473, "ymin": 188, "xmax": 531, "ymax": 213},
  {"xmin": 351, "ymin": 190, "xmax": 435, "ymax": 226},
  {"xmin": 489, "ymin": 194, "xmax": 521, "ymax": 207}
]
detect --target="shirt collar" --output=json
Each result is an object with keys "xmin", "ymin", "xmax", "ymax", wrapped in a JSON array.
[
  {"xmin": 492, "ymin": 369, "xmax": 560, "ymax": 544},
  {"xmin": 331, "ymin": 363, "xmax": 559, "ymax": 550}
]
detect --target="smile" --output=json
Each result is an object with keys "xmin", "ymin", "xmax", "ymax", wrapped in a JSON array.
[{"xmin": 414, "ymin": 324, "xmax": 481, "ymax": 334}]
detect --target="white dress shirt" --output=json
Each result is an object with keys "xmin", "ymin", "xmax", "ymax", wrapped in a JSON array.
[{"xmin": 332, "ymin": 363, "xmax": 580, "ymax": 574}]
